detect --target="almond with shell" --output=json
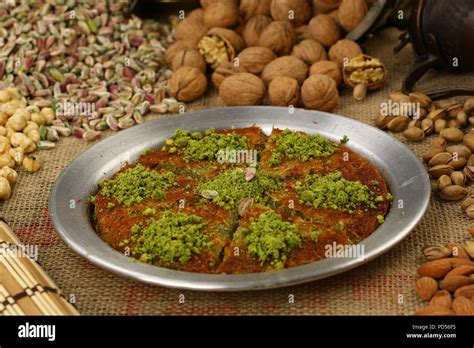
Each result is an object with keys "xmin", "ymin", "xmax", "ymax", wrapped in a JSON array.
[
  {"xmin": 446, "ymin": 242, "xmax": 471, "ymax": 259},
  {"xmin": 415, "ymin": 306, "xmax": 454, "ymax": 316},
  {"xmin": 439, "ymin": 275, "xmax": 472, "ymax": 292},
  {"xmin": 429, "ymin": 290, "xmax": 452, "ymax": 308},
  {"xmin": 417, "ymin": 258, "xmax": 452, "ymax": 279},
  {"xmin": 454, "ymin": 284, "xmax": 474, "ymax": 298},
  {"xmin": 415, "ymin": 277, "xmax": 438, "ymax": 300},
  {"xmin": 452, "ymin": 296, "xmax": 474, "ymax": 315}
]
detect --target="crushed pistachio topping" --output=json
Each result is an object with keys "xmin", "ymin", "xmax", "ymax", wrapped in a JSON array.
[
  {"xmin": 296, "ymin": 172, "xmax": 380, "ymax": 212},
  {"xmin": 99, "ymin": 164, "xmax": 174, "ymax": 207},
  {"xmin": 197, "ymin": 169, "xmax": 280, "ymax": 209},
  {"xmin": 130, "ymin": 212, "xmax": 211, "ymax": 265},
  {"xmin": 168, "ymin": 128, "xmax": 249, "ymax": 162},
  {"xmin": 268, "ymin": 129, "xmax": 339, "ymax": 166},
  {"xmin": 237, "ymin": 211, "xmax": 301, "ymax": 269}
]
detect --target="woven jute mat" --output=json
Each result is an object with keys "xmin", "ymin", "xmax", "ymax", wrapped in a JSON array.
[{"xmin": 1, "ymin": 27, "xmax": 473, "ymax": 315}]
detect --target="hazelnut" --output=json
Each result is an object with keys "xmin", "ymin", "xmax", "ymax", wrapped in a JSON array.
[
  {"xmin": 171, "ymin": 48, "xmax": 207, "ymax": 73},
  {"xmin": 308, "ymin": 14, "xmax": 341, "ymax": 48},
  {"xmin": 9, "ymin": 147, "xmax": 24, "ymax": 165},
  {"xmin": 165, "ymin": 40, "xmax": 196, "ymax": 66},
  {"xmin": 309, "ymin": 60, "xmax": 342, "ymax": 86},
  {"xmin": 291, "ymin": 39, "xmax": 327, "ymax": 66},
  {"xmin": 0, "ymin": 166, "xmax": 18, "ymax": 185},
  {"xmin": 313, "ymin": 0, "xmax": 341, "ymax": 13},
  {"xmin": 170, "ymin": 67, "xmax": 208, "ymax": 103},
  {"xmin": 203, "ymin": 1, "xmax": 239, "ymax": 28},
  {"xmin": 237, "ymin": 47, "xmax": 277, "ymax": 75},
  {"xmin": 6, "ymin": 113, "xmax": 27, "ymax": 132},
  {"xmin": 0, "ymin": 135, "xmax": 10, "ymax": 153},
  {"xmin": 0, "ymin": 176, "xmax": 11, "ymax": 200},
  {"xmin": 23, "ymin": 155, "xmax": 41, "ymax": 173},
  {"xmin": 328, "ymin": 39, "xmax": 363, "ymax": 67},
  {"xmin": 198, "ymin": 28, "xmax": 245, "ymax": 68},
  {"xmin": 301, "ymin": 74, "xmax": 339, "ymax": 112},
  {"xmin": 242, "ymin": 15, "xmax": 273, "ymax": 47},
  {"xmin": 40, "ymin": 107, "xmax": 55, "ymax": 124},
  {"xmin": 240, "ymin": 0, "xmax": 272, "ymax": 20},
  {"xmin": 0, "ymin": 112, "xmax": 7, "ymax": 126},
  {"xmin": 259, "ymin": 21, "xmax": 297, "ymax": 56},
  {"xmin": 268, "ymin": 76, "xmax": 301, "ymax": 106},
  {"xmin": 262, "ymin": 56, "xmax": 308, "ymax": 85},
  {"xmin": 270, "ymin": 0, "xmax": 312, "ymax": 26},
  {"xmin": 338, "ymin": 0, "xmax": 368, "ymax": 32},
  {"xmin": 0, "ymin": 153, "xmax": 14, "ymax": 168},
  {"xmin": 219, "ymin": 73, "xmax": 266, "ymax": 106},
  {"xmin": 211, "ymin": 61, "xmax": 247, "ymax": 89},
  {"xmin": 175, "ymin": 17, "xmax": 208, "ymax": 45}
]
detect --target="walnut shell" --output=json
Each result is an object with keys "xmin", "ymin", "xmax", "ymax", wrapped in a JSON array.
[
  {"xmin": 291, "ymin": 39, "xmax": 327, "ymax": 66},
  {"xmin": 165, "ymin": 40, "xmax": 196, "ymax": 66},
  {"xmin": 270, "ymin": 0, "xmax": 312, "ymax": 26},
  {"xmin": 188, "ymin": 8, "xmax": 205, "ymax": 22},
  {"xmin": 295, "ymin": 25, "xmax": 312, "ymax": 41},
  {"xmin": 211, "ymin": 61, "xmax": 247, "ymax": 89},
  {"xmin": 240, "ymin": 0, "xmax": 272, "ymax": 20},
  {"xmin": 219, "ymin": 73, "xmax": 266, "ymax": 106},
  {"xmin": 328, "ymin": 9, "xmax": 341, "ymax": 26},
  {"xmin": 198, "ymin": 28, "xmax": 245, "ymax": 68},
  {"xmin": 268, "ymin": 76, "xmax": 301, "ymax": 106},
  {"xmin": 261, "ymin": 55, "xmax": 308, "ymax": 85},
  {"xmin": 338, "ymin": 0, "xmax": 368, "ymax": 32},
  {"xmin": 328, "ymin": 39, "xmax": 363, "ymax": 67},
  {"xmin": 301, "ymin": 73, "xmax": 339, "ymax": 111},
  {"xmin": 242, "ymin": 15, "xmax": 273, "ymax": 47},
  {"xmin": 237, "ymin": 47, "xmax": 277, "ymax": 74},
  {"xmin": 313, "ymin": 0, "xmax": 341, "ymax": 13},
  {"xmin": 170, "ymin": 67, "xmax": 208, "ymax": 103},
  {"xmin": 203, "ymin": 1, "xmax": 240, "ymax": 28},
  {"xmin": 201, "ymin": 0, "xmax": 238, "ymax": 9},
  {"xmin": 171, "ymin": 48, "xmax": 207, "ymax": 73},
  {"xmin": 308, "ymin": 14, "xmax": 341, "ymax": 48},
  {"xmin": 258, "ymin": 21, "xmax": 297, "ymax": 56},
  {"xmin": 309, "ymin": 60, "xmax": 341, "ymax": 86},
  {"xmin": 175, "ymin": 17, "xmax": 208, "ymax": 45}
]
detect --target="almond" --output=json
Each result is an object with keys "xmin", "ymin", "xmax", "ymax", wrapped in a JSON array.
[
  {"xmin": 450, "ymin": 258, "xmax": 474, "ymax": 268},
  {"xmin": 415, "ymin": 277, "xmax": 438, "ymax": 300},
  {"xmin": 468, "ymin": 227, "xmax": 474, "ymax": 237},
  {"xmin": 454, "ymin": 284, "xmax": 474, "ymax": 298},
  {"xmin": 446, "ymin": 242, "xmax": 470, "ymax": 259},
  {"xmin": 415, "ymin": 306, "xmax": 454, "ymax": 316},
  {"xmin": 417, "ymin": 259, "xmax": 452, "ymax": 279},
  {"xmin": 444, "ymin": 265, "xmax": 474, "ymax": 278},
  {"xmin": 452, "ymin": 296, "xmax": 474, "ymax": 315},
  {"xmin": 429, "ymin": 290, "xmax": 452, "ymax": 308},
  {"xmin": 439, "ymin": 275, "xmax": 472, "ymax": 292}
]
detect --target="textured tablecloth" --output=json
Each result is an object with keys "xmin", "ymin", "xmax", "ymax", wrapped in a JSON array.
[{"xmin": 1, "ymin": 27, "xmax": 473, "ymax": 315}]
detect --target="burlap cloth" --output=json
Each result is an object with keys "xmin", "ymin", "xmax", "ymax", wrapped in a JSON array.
[{"xmin": 1, "ymin": 27, "xmax": 473, "ymax": 315}]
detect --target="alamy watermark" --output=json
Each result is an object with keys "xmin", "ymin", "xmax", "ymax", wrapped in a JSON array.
[
  {"xmin": 380, "ymin": 100, "xmax": 421, "ymax": 119},
  {"xmin": 55, "ymin": 100, "xmax": 96, "ymax": 119},
  {"xmin": 0, "ymin": 243, "xmax": 38, "ymax": 261},
  {"xmin": 325, "ymin": 242, "xmax": 365, "ymax": 261},
  {"xmin": 217, "ymin": 147, "xmax": 258, "ymax": 166}
]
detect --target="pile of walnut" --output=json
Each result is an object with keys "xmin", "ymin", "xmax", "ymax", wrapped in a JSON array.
[
  {"xmin": 167, "ymin": 0, "xmax": 379, "ymax": 111},
  {"xmin": 0, "ymin": 87, "xmax": 55, "ymax": 200},
  {"xmin": 415, "ymin": 231, "xmax": 474, "ymax": 316},
  {"xmin": 376, "ymin": 94, "xmax": 474, "ymax": 218}
]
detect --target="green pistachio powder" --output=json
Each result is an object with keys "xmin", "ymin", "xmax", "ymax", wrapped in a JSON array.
[{"xmin": 96, "ymin": 129, "xmax": 388, "ymax": 267}]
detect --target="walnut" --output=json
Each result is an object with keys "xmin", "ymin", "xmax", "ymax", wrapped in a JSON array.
[
  {"xmin": 313, "ymin": 0, "xmax": 341, "ymax": 13},
  {"xmin": 328, "ymin": 9, "xmax": 341, "ymax": 26},
  {"xmin": 211, "ymin": 61, "xmax": 247, "ymax": 89},
  {"xmin": 338, "ymin": 0, "xmax": 368, "ymax": 32},
  {"xmin": 342, "ymin": 54, "xmax": 387, "ymax": 100},
  {"xmin": 171, "ymin": 48, "xmax": 207, "ymax": 73},
  {"xmin": 268, "ymin": 76, "xmax": 301, "ymax": 106},
  {"xmin": 237, "ymin": 47, "xmax": 277, "ymax": 74},
  {"xmin": 200, "ymin": 0, "xmax": 238, "ymax": 9},
  {"xmin": 295, "ymin": 25, "xmax": 312, "ymax": 41},
  {"xmin": 203, "ymin": 1, "xmax": 240, "ymax": 28},
  {"xmin": 188, "ymin": 8, "xmax": 205, "ymax": 22},
  {"xmin": 258, "ymin": 21, "xmax": 297, "ymax": 56},
  {"xmin": 328, "ymin": 39, "xmax": 363, "ymax": 67},
  {"xmin": 170, "ymin": 67, "xmax": 208, "ymax": 102},
  {"xmin": 198, "ymin": 28, "xmax": 245, "ymax": 69},
  {"xmin": 240, "ymin": 0, "xmax": 272, "ymax": 20},
  {"xmin": 291, "ymin": 39, "xmax": 327, "ymax": 66},
  {"xmin": 308, "ymin": 14, "xmax": 341, "ymax": 48},
  {"xmin": 261, "ymin": 55, "xmax": 308, "ymax": 85},
  {"xmin": 242, "ymin": 15, "xmax": 273, "ymax": 47},
  {"xmin": 301, "ymin": 73, "xmax": 339, "ymax": 111},
  {"xmin": 270, "ymin": 0, "xmax": 312, "ymax": 26},
  {"xmin": 175, "ymin": 17, "xmax": 208, "ymax": 45},
  {"xmin": 309, "ymin": 60, "xmax": 342, "ymax": 86},
  {"xmin": 219, "ymin": 73, "xmax": 266, "ymax": 106},
  {"xmin": 165, "ymin": 40, "xmax": 196, "ymax": 66}
]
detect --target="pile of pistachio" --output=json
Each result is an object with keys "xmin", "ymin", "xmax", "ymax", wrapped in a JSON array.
[
  {"xmin": 0, "ymin": 0, "xmax": 179, "ymax": 142},
  {"xmin": 0, "ymin": 87, "xmax": 71, "ymax": 200},
  {"xmin": 376, "ymin": 94, "xmax": 474, "ymax": 218}
]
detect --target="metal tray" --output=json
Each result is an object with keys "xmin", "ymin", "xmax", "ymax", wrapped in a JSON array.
[{"xmin": 49, "ymin": 107, "xmax": 430, "ymax": 291}]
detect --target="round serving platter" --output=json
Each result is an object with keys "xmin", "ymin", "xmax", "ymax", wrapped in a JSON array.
[{"xmin": 49, "ymin": 107, "xmax": 430, "ymax": 291}]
